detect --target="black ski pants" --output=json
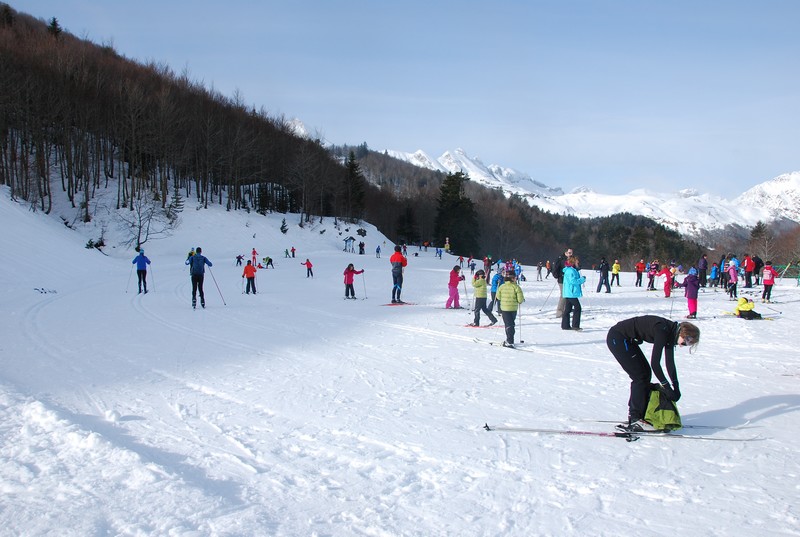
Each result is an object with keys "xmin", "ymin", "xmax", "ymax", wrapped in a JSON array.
[
  {"xmin": 607, "ymin": 329, "xmax": 651, "ymax": 422},
  {"xmin": 501, "ymin": 310, "xmax": 518, "ymax": 344},
  {"xmin": 473, "ymin": 297, "xmax": 497, "ymax": 325},
  {"xmin": 137, "ymin": 269, "xmax": 147, "ymax": 292},
  {"xmin": 191, "ymin": 274, "xmax": 205, "ymax": 305}
]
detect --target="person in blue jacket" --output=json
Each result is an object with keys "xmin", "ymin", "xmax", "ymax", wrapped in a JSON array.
[
  {"xmin": 186, "ymin": 246, "xmax": 213, "ymax": 309},
  {"xmin": 561, "ymin": 256, "xmax": 586, "ymax": 330},
  {"xmin": 132, "ymin": 249, "xmax": 151, "ymax": 294},
  {"xmin": 489, "ymin": 269, "xmax": 505, "ymax": 314}
]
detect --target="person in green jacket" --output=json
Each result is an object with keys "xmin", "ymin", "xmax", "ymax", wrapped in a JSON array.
[
  {"xmin": 469, "ymin": 270, "xmax": 498, "ymax": 327},
  {"xmin": 496, "ymin": 273, "xmax": 525, "ymax": 348}
]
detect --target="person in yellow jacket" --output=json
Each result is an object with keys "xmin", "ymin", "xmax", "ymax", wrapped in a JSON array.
[
  {"xmin": 469, "ymin": 270, "xmax": 498, "ymax": 327},
  {"xmin": 734, "ymin": 297, "xmax": 761, "ymax": 320},
  {"xmin": 496, "ymin": 273, "xmax": 525, "ymax": 348},
  {"xmin": 611, "ymin": 259, "xmax": 622, "ymax": 286}
]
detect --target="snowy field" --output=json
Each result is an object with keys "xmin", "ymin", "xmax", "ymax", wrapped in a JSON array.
[{"xmin": 1, "ymin": 188, "xmax": 799, "ymax": 536}]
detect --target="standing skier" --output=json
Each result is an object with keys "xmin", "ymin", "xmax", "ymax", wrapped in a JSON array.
[
  {"xmin": 607, "ymin": 315, "xmax": 700, "ymax": 432},
  {"xmin": 596, "ymin": 257, "xmax": 611, "ymax": 293},
  {"xmin": 496, "ymin": 273, "xmax": 525, "ymax": 348},
  {"xmin": 301, "ymin": 259, "xmax": 314, "ymax": 278},
  {"xmin": 187, "ymin": 246, "xmax": 212, "ymax": 309},
  {"xmin": 561, "ymin": 256, "xmax": 586, "ymax": 331},
  {"xmin": 445, "ymin": 265, "xmax": 465, "ymax": 309},
  {"xmin": 343, "ymin": 263, "xmax": 364, "ymax": 299},
  {"xmin": 677, "ymin": 267, "xmax": 700, "ymax": 318},
  {"xmin": 390, "ymin": 245, "xmax": 408, "ymax": 303},
  {"xmin": 761, "ymin": 261, "xmax": 777, "ymax": 303},
  {"xmin": 132, "ymin": 249, "xmax": 151, "ymax": 294},
  {"xmin": 470, "ymin": 270, "xmax": 497, "ymax": 327},
  {"xmin": 242, "ymin": 260, "xmax": 257, "ymax": 294}
]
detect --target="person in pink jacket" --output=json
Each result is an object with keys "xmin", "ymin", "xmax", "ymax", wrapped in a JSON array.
[
  {"xmin": 761, "ymin": 260, "xmax": 777, "ymax": 303},
  {"xmin": 727, "ymin": 261, "xmax": 739, "ymax": 299},
  {"xmin": 343, "ymin": 263, "xmax": 364, "ymax": 299},
  {"xmin": 445, "ymin": 265, "xmax": 465, "ymax": 309}
]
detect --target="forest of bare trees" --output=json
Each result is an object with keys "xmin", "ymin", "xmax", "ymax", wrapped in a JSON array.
[{"xmin": 0, "ymin": 5, "xmax": 366, "ymax": 229}]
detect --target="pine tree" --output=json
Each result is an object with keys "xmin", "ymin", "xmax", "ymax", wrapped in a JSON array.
[
  {"xmin": 343, "ymin": 151, "xmax": 366, "ymax": 221},
  {"xmin": 47, "ymin": 17, "xmax": 62, "ymax": 39},
  {"xmin": 280, "ymin": 218, "xmax": 288, "ymax": 234},
  {"xmin": 434, "ymin": 171, "xmax": 479, "ymax": 256}
]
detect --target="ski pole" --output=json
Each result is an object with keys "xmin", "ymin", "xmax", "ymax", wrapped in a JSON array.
[
  {"xmin": 149, "ymin": 266, "xmax": 155, "ymax": 293},
  {"xmin": 518, "ymin": 304, "xmax": 524, "ymax": 344},
  {"xmin": 539, "ymin": 280, "xmax": 558, "ymax": 311},
  {"xmin": 462, "ymin": 278, "xmax": 471, "ymax": 310},
  {"xmin": 208, "ymin": 267, "xmax": 227, "ymax": 305},
  {"xmin": 362, "ymin": 272, "xmax": 368, "ymax": 299},
  {"xmin": 126, "ymin": 263, "xmax": 134, "ymax": 293}
]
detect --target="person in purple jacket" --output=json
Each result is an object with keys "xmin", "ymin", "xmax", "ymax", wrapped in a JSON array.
[
  {"xmin": 678, "ymin": 267, "xmax": 700, "ymax": 318},
  {"xmin": 132, "ymin": 249, "xmax": 151, "ymax": 294}
]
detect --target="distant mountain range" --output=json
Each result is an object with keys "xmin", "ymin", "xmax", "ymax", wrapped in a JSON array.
[{"xmin": 384, "ymin": 147, "xmax": 800, "ymax": 238}]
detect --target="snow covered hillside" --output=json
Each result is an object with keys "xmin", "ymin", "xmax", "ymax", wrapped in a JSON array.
[
  {"xmin": 385, "ymin": 145, "xmax": 799, "ymax": 237},
  {"xmin": 1, "ymin": 188, "xmax": 799, "ymax": 536}
]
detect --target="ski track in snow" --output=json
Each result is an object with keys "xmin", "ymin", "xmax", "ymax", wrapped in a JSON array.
[{"xmin": 1, "ymin": 191, "xmax": 799, "ymax": 536}]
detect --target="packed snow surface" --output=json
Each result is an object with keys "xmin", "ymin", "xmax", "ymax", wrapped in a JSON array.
[{"xmin": 1, "ymin": 190, "xmax": 799, "ymax": 536}]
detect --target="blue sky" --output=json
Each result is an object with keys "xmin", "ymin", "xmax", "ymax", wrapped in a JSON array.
[{"xmin": 19, "ymin": 1, "xmax": 800, "ymax": 196}]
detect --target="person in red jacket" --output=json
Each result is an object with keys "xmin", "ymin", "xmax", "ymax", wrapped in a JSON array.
[
  {"xmin": 445, "ymin": 265, "xmax": 465, "ymax": 309},
  {"xmin": 390, "ymin": 245, "xmax": 408, "ymax": 303},
  {"xmin": 634, "ymin": 259, "xmax": 646, "ymax": 287},
  {"xmin": 657, "ymin": 265, "xmax": 673, "ymax": 297},
  {"xmin": 242, "ymin": 260, "xmax": 257, "ymax": 294},
  {"xmin": 301, "ymin": 259, "xmax": 313, "ymax": 278},
  {"xmin": 343, "ymin": 263, "xmax": 364, "ymax": 299},
  {"xmin": 742, "ymin": 254, "xmax": 756, "ymax": 288}
]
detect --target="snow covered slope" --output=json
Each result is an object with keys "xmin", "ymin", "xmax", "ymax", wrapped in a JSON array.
[{"xmin": 1, "ymin": 185, "xmax": 799, "ymax": 536}]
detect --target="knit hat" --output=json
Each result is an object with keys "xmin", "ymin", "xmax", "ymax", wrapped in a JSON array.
[{"xmin": 688, "ymin": 267, "xmax": 697, "ymax": 275}]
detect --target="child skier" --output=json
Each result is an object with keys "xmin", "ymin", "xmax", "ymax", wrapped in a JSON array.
[
  {"xmin": 445, "ymin": 265, "xmax": 465, "ymax": 309},
  {"xmin": 678, "ymin": 267, "xmax": 700, "ymax": 318},
  {"xmin": 470, "ymin": 270, "xmax": 497, "ymax": 327},
  {"xmin": 761, "ymin": 261, "xmax": 776, "ymax": 303},
  {"xmin": 343, "ymin": 263, "xmax": 364, "ymax": 299}
]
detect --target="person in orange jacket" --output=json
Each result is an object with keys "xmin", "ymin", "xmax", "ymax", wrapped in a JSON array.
[{"xmin": 242, "ymin": 260, "xmax": 257, "ymax": 294}]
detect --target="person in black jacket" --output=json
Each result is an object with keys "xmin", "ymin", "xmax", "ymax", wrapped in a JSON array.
[
  {"xmin": 606, "ymin": 315, "xmax": 700, "ymax": 432},
  {"xmin": 596, "ymin": 257, "xmax": 611, "ymax": 293},
  {"xmin": 552, "ymin": 247, "xmax": 572, "ymax": 318}
]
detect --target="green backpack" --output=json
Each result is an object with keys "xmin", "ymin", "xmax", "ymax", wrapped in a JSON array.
[{"xmin": 644, "ymin": 387, "xmax": 682, "ymax": 431}]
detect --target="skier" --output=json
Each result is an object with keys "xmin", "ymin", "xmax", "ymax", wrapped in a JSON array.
[
  {"xmin": 611, "ymin": 259, "xmax": 621, "ymax": 286},
  {"xmin": 242, "ymin": 260, "xmax": 257, "ymax": 294},
  {"xmin": 251, "ymin": 248, "xmax": 258, "ymax": 265},
  {"xmin": 553, "ymin": 247, "xmax": 572, "ymax": 318},
  {"xmin": 561, "ymin": 256, "xmax": 586, "ymax": 331},
  {"xmin": 697, "ymin": 254, "xmax": 709, "ymax": 287},
  {"xmin": 390, "ymin": 245, "xmax": 408, "ymax": 303},
  {"xmin": 727, "ymin": 260, "xmax": 739, "ymax": 299},
  {"xmin": 607, "ymin": 315, "xmax": 700, "ymax": 432},
  {"xmin": 761, "ymin": 261, "xmax": 776, "ymax": 303},
  {"xmin": 596, "ymin": 257, "xmax": 611, "ymax": 293},
  {"xmin": 489, "ymin": 269, "xmax": 505, "ymax": 314},
  {"xmin": 235, "ymin": 254, "xmax": 244, "ymax": 266},
  {"xmin": 470, "ymin": 270, "xmax": 497, "ymax": 327},
  {"xmin": 343, "ymin": 263, "xmax": 364, "ymax": 299},
  {"xmin": 301, "ymin": 259, "xmax": 314, "ymax": 278},
  {"xmin": 634, "ymin": 259, "xmax": 646, "ymax": 287},
  {"xmin": 445, "ymin": 265, "xmax": 465, "ymax": 309},
  {"xmin": 496, "ymin": 273, "xmax": 525, "ymax": 348},
  {"xmin": 187, "ymin": 246, "xmax": 212, "ymax": 309},
  {"xmin": 132, "ymin": 249, "xmax": 151, "ymax": 294},
  {"xmin": 677, "ymin": 267, "xmax": 700, "ymax": 318}
]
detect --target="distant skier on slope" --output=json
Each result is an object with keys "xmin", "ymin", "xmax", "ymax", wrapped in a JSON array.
[
  {"xmin": 390, "ymin": 245, "xmax": 408, "ymax": 304},
  {"xmin": 187, "ymin": 246, "xmax": 213, "ymax": 309},
  {"xmin": 132, "ymin": 249, "xmax": 151, "ymax": 294}
]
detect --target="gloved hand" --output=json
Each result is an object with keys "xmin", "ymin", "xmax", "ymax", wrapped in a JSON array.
[{"xmin": 661, "ymin": 382, "xmax": 681, "ymax": 402}]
